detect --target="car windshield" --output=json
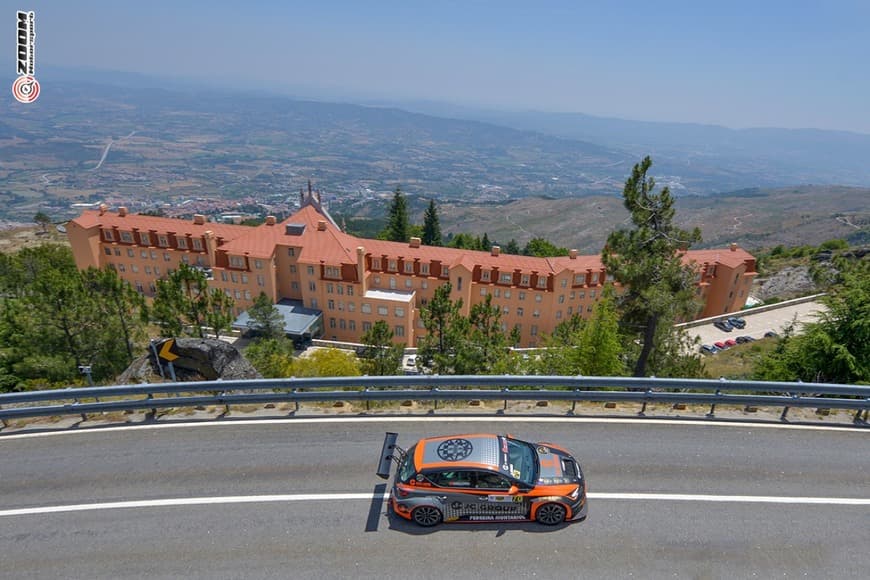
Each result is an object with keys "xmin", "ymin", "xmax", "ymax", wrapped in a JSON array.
[{"xmin": 505, "ymin": 439, "xmax": 537, "ymax": 486}]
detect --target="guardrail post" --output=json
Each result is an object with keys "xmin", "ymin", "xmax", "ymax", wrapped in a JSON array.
[
  {"xmin": 780, "ymin": 406, "xmax": 790, "ymax": 421},
  {"xmin": 147, "ymin": 393, "xmax": 156, "ymax": 420},
  {"xmin": 706, "ymin": 390, "xmax": 720, "ymax": 418},
  {"xmin": 73, "ymin": 397, "xmax": 87, "ymax": 422},
  {"xmin": 638, "ymin": 389, "xmax": 651, "ymax": 417},
  {"xmin": 364, "ymin": 387, "xmax": 371, "ymax": 412},
  {"xmin": 292, "ymin": 388, "xmax": 299, "ymax": 414},
  {"xmin": 501, "ymin": 388, "xmax": 509, "ymax": 414},
  {"xmin": 570, "ymin": 389, "xmax": 579, "ymax": 415},
  {"xmin": 431, "ymin": 387, "xmax": 439, "ymax": 412}
]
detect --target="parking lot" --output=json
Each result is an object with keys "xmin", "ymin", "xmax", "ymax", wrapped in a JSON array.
[{"xmin": 687, "ymin": 298, "xmax": 827, "ymax": 351}]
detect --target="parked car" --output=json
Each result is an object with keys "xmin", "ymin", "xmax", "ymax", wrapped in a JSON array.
[
  {"xmin": 764, "ymin": 330, "xmax": 780, "ymax": 338},
  {"xmin": 713, "ymin": 320, "xmax": 734, "ymax": 332},
  {"xmin": 724, "ymin": 339, "xmax": 737, "ymax": 347},
  {"xmin": 377, "ymin": 432, "xmax": 588, "ymax": 526},
  {"xmin": 700, "ymin": 344, "xmax": 719, "ymax": 355},
  {"xmin": 736, "ymin": 335, "xmax": 755, "ymax": 344},
  {"xmin": 714, "ymin": 341, "xmax": 727, "ymax": 349},
  {"xmin": 727, "ymin": 316, "xmax": 746, "ymax": 329}
]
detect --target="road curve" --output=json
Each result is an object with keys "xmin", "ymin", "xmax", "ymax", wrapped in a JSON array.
[{"xmin": 1, "ymin": 418, "xmax": 867, "ymax": 579}]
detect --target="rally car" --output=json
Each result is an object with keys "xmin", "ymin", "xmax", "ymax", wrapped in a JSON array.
[{"xmin": 376, "ymin": 432, "xmax": 588, "ymax": 526}]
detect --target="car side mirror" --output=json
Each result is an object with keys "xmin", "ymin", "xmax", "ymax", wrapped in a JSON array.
[{"xmin": 508, "ymin": 485, "xmax": 519, "ymax": 495}]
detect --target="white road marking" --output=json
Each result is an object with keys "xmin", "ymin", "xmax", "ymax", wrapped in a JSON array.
[
  {"xmin": 1, "ymin": 492, "xmax": 867, "ymax": 518},
  {"xmin": 2, "ymin": 415, "xmax": 866, "ymax": 442}
]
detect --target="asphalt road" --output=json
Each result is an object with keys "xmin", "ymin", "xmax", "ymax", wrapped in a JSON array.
[{"xmin": 1, "ymin": 418, "xmax": 867, "ymax": 579}]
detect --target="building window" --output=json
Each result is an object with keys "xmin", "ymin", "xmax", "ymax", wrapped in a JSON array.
[
  {"xmin": 310, "ymin": 298, "xmax": 318, "ymax": 308},
  {"xmin": 537, "ymin": 277, "xmax": 548, "ymax": 288},
  {"xmin": 590, "ymin": 272, "xmax": 599, "ymax": 284},
  {"xmin": 287, "ymin": 248, "xmax": 295, "ymax": 257},
  {"xmin": 556, "ymin": 310, "xmax": 562, "ymax": 319},
  {"xmin": 241, "ymin": 274, "xmax": 248, "ymax": 284},
  {"xmin": 349, "ymin": 320, "xmax": 356, "ymax": 331},
  {"xmin": 221, "ymin": 271, "xmax": 228, "ymax": 282},
  {"xmin": 558, "ymin": 295, "xmax": 565, "ymax": 304},
  {"xmin": 518, "ymin": 291, "xmax": 526, "ymax": 301},
  {"xmin": 578, "ymin": 290, "xmax": 585, "ymax": 299},
  {"xmin": 337, "ymin": 301, "xmax": 344, "ymax": 311},
  {"xmin": 533, "ymin": 309, "xmax": 540, "ymax": 318},
  {"xmin": 244, "ymin": 290, "xmax": 251, "ymax": 300},
  {"xmin": 362, "ymin": 321, "xmax": 372, "ymax": 332},
  {"xmin": 114, "ymin": 248, "xmax": 121, "ymax": 256},
  {"xmin": 150, "ymin": 250, "xmax": 157, "ymax": 260},
  {"xmin": 307, "ymin": 265, "xmax": 315, "ymax": 275},
  {"xmin": 420, "ymin": 263, "xmax": 430, "ymax": 275},
  {"xmin": 347, "ymin": 302, "xmax": 355, "ymax": 312},
  {"xmin": 120, "ymin": 231, "xmax": 133, "ymax": 243},
  {"xmin": 327, "ymin": 283, "xmax": 334, "ymax": 294},
  {"xmin": 230, "ymin": 256, "xmax": 245, "ymax": 268},
  {"xmin": 372, "ymin": 258, "xmax": 381, "ymax": 270},
  {"xmin": 405, "ymin": 278, "xmax": 413, "ymax": 289},
  {"xmin": 395, "ymin": 325, "xmax": 404, "ymax": 337},
  {"xmin": 254, "ymin": 259, "xmax": 263, "ymax": 269},
  {"xmin": 502, "ymin": 306, "xmax": 509, "ymax": 315},
  {"xmin": 329, "ymin": 318, "xmax": 336, "ymax": 329},
  {"xmin": 325, "ymin": 266, "xmax": 341, "ymax": 279},
  {"xmin": 141, "ymin": 250, "xmax": 148, "ymax": 259},
  {"xmin": 158, "ymin": 235, "xmax": 168, "ymax": 247},
  {"xmin": 291, "ymin": 281, "xmax": 299, "ymax": 290},
  {"xmin": 127, "ymin": 248, "xmax": 134, "ymax": 258},
  {"xmin": 139, "ymin": 232, "xmax": 150, "ymax": 245},
  {"xmin": 530, "ymin": 325, "xmax": 538, "ymax": 336},
  {"xmin": 339, "ymin": 319, "xmax": 346, "ymax": 330},
  {"xmin": 388, "ymin": 259, "xmax": 397, "ymax": 272},
  {"xmin": 457, "ymin": 277, "xmax": 462, "ymax": 291},
  {"xmin": 404, "ymin": 262, "xmax": 414, "ymax": 274},
  {"xmin": 504, "ymin": 290, "xmax": 511, "ymax": 299},
  {"xmin": 181, "ymin": 255, "xmax": 189, "ymax": 264},
  {"xmin": 535, "ymin": 293, "xmax": 542, "ymax": 302},
  {"xmin": 441, "ymin": 265, "xmax": 449, "ymax": 277},
  {"xmin": 118, "ymin": 264, "xmax": 126, "ymax": 272},
  {"xmin": 480, "ymin": 288, "xmax": 487, "ymax": 296},
  {"xmin": 517, "ymin": 307, "xmax": 524, "ymax": 317},
  {"xmin": 177, "ymin": 237, "xmax": 188, "ymax": 249},
  {"xmin": 164, "ymin": 252, "xmax": 171, "ymax": 262},
  {"xmin": 145, "ymin": 266, "xmax": 152, "ymax": 275},
  {"xmin": 103, "ymin": 229, "xmax": 115, "ymax": 241},
  {"xmin": 568, "ymin": 307, "xmax": 573, "ymax": 315},
  {"xmin": 135, "ymin": 281, "xmax": 143, "ymax": 292},
  {"xmin": 421, "ymin": 281, "xmax": 428, "ymax": 289},
  {"xmin": 389, "ymin": 277, "xmax": 397, "ymax": 289},
  {"xmin": 521, "ymin": 274, "xmax": 530, "ymax": 286},
  {"xmin": 104, "ymin": 247, "xmax": 112, "ymax": 256},
  {"xmin": 374, "ymin": 276, "xmax": 381, "ymax": 286},
  {"xmin": 309, "ymin": 281, "xmax": 316, "ymax": 291},
  {"xmin": 377, "ymin": 306, "xmax": 388, "ymax": 316},
  {"xmin": 590, "ymin": 289, "xmax": 596, "ymax": 299},
  {"xmin": 561, "ymin": 278, "xmax": 567, "ymax": 288},
  {"xmin": 500, "ymin": 272, "xmax": 512, "ymax": 284},
  {"xmin": 395, "ymin": 307, "xmax": 405, "ymax": 317},
  {"xmin": 231, "ymin": 272, "xmax": 238, "ymax": 283},
  {"xmin": 575, "ymin": 274, "xmax": 586, "ymax": 285},
  {"xmin": 493, "ymin": 288, "xmax": 500, "ymax": 298},
  {"xmin": 328, "ymin": 300, "xmax": 335, "ymax": 310},
  {"xmin": 290, "ymin": 265, "xmax": 297, "ymax": 274},
  {"xmin": 154, "ymin": 267, "xmax": 161, "ymax": 276},
  {"xmin": 192, "ymin": 238, "xmax": 203, "ymax": 251},
  {"xmin": 481, "ymin": 270, "xmax": 491, "ymax": 282},
  {"xmin": 362, "ymin": 303, "xmax": 372, "ymax": 314},
  {"xmin": 257, "ymin": 275, "xmax": 265, "ymax": 286},
  {"xmin": 131, "ymin": 265, "xmax": 139, "ymax": 273}
]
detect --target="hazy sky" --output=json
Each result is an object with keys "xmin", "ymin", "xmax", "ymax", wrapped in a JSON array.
[{"xmin": 18, "ymin": 0, "xmax": 870, "ymax": 132}]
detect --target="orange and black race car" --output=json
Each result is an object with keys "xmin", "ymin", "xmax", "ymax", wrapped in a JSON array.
[{"xmin": 377, "ymin": 432, "xmax": 588, "ymax": 526}]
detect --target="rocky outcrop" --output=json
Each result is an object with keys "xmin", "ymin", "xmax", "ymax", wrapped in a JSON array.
[
  {"xmin": 117, "ymin": 338, "xmax": 261, "ymax": 384},
  {"xmin": 754, "ymin": 266, "xmax": 817, "ymax": 301}
]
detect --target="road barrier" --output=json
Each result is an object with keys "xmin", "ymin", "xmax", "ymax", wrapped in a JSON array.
[{"xmin": 0, "ymin": 376, "xmax": 868, "ymax": 426}]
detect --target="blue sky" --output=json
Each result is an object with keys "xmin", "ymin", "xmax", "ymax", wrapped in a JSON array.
[{"xmin": 17, "ymin": 0, "xmax": 870, "ymax": 132}]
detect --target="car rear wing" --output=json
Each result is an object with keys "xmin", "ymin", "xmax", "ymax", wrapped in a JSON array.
[{"xmin": 376, "ymin": 432, "xmax": 405, "ymax": 480}]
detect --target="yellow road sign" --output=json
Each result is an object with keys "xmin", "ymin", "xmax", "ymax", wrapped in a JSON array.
[{"xmin": 158, "ymin": 338, "xmax": 179, "ymax": 362}]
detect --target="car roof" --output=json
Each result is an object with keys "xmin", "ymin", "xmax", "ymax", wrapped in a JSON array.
[{"xmin": 414, "ymin": 433, "xmax": 505, "ymax": 471}]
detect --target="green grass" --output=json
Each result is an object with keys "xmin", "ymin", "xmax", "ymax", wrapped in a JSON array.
[{"xmin": 701, "ymin": 338, "xmax": 779, "ymax": 379}]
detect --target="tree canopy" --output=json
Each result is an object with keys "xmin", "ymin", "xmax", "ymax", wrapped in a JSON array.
[{"xmin": 383, "ymin": 187, "xmax": 411, "ymax": 242}]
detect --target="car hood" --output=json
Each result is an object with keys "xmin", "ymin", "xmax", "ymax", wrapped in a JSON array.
[{"xmin": 534, "ymin": 443, "xmax": 581, "ymax": 485}]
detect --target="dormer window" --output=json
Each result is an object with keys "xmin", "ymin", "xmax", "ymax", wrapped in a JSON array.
[
  {"xmin": 177, "ymin": 237, "xmax": 188, "ymax": 250},
  {"xmin": 103, "ymin": 229, "xmax": 114, "ymax": 241},
  {"xmin": 192, "ymin": 238, "xmax": 203, "ymax": 251},
  {"xmin": 139, "ymin": 232, "xmax": 151, "ymax": 245},
  {"xmin": 120, "ymin": 231, "xmax": 133, "ymax": 243}
]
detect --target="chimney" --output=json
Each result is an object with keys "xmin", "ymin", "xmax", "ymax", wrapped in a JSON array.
[
  {"xmin": 491, "ymin": 245, "xmax": 500, "ymax": 257},
  {"xmin": 118, "ymin": 206, "xmax": 127, "ymax": 217},
  {"xmin": 730, "ymin": 242, "xmax": 738, "ymax": 252},
  {"xmin": 193, "ymin": 214, "xmax": 206, "ymax": 225},
  {"xmin": 99, "ymin": 203, "xmax": 108, "ymax": 215},
  {"xmin": 317, "ymin": 220, "xmax": 327, "ymax": 231},
  {"xmin": 569, "ymin": 249, "xmax": 578, "ymax": 259},
  {"xmin": 357, "ymin": 246, "xmax": 367, "ymax": 293},
  {"xmin": 409, "ymin": 237, "xmax": 421, "ymax": 248},
  {"xmin": 265, "ymin": 215, "xmax": 276, "ymax": 225}
]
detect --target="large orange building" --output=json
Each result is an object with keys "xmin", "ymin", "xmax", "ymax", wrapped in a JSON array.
[{"xmin": 67, "ymin": 194, "xmax": 756, "ymax": 347}]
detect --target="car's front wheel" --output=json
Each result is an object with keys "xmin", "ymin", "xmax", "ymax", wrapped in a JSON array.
[
  {"xmin": 535, "ymin": 502, "xmax": 567, "ymax": 525},
  {"xmin": 411, "ymin": 505, "xmax": 443, "ymax": 527}
]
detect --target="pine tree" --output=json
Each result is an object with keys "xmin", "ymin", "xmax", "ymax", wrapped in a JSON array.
[
  {"xmin": 421, "ymin": 199, "xmax": 443, "ymax": 246},
  {"xmin": 602, "ymin": 156, "xmax": 702, "ymax": 377},
  {"xmin": 360, "ymin": 320, "xmax": 404, "ymax": 375},
  {"xmin": 384, "ymin": 187, "xmax": 410, "ymax": 242},
  {"xmin": 247, "ymin": 292, "xmax": 285, "ymax": 339}
]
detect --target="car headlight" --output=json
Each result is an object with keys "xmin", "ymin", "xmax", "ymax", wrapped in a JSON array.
[{"xmin": 568, "ymin": 485, "xmax": 580, "ymax": 500}]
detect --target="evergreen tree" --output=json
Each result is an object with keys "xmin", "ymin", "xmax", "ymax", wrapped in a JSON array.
[
  {"xmin": 417, "ymin": 282, "xmax": 468, "ymax": 374},
  {"xmin": 505, "ymin": 239, "xmax": 520, "ymax": 255},
  {"xmin": 81, "ymin": 267, "xmax": 148, "ymax": 363},
  {"xmin": 481, "ymin": 233, "xmax": 491, "ymax": 251},
  {"xmin": 457, "ymin": 293, "xmax": 510, "ymax": 373},
  {"xmin": 522, "ymin": 237, "xmax": 569, "ymax": 257},
  {"xmin": 33, "ymin": 211, "xmax": 52, "ymax": 233},
  {"xmin": 243, "ymin": 336, "xmax": 295, "ymax": 378},
  {"xmin": 360, "ymin": 320, "xmax": 404, "ymax": 375},
  {"xmin": 204, "ymin": 288, "xmax": 236, "ymax": 339},
  {"xmin": 421, "ymin": 199, "xmax": 443, "ymax": 246},
  {"xmin": 602, "ymin": 156, "xmax": 702, "ymax": 377},
  {"xmin": 246, "ymin": 292, "xmax": 285, "ymax": 339},
  {"xmin": 383, "ymin": 186, "xmax": 411, "ymax": 242},
  {"xmin": 576, "ymin": 287, "xmax": 625, "ymax": 376}
]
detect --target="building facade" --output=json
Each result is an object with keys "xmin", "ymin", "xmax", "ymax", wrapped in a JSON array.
[{"xmin": 67, "ymin": 196, "xmax": 757, "ymax": 347}]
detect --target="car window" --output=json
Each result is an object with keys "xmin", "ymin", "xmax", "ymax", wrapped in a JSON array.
[
  {"xmin": 474, "ymin": 471, "xmax": 512, "ymax": 490},
  {"xmin": 429, "ymin": 470, "xmax": 475, "ymax": 488}
]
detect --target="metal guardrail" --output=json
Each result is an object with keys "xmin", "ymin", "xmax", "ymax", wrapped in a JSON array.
[{"xmin": 0, "ymin": 376, "xmax": 868, "ymax": 426}]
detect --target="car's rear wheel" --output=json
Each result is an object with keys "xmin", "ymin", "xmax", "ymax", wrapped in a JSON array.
[
  {"xmin": 411, "ymin": 505, "xmax": 443, "ymax": 527},
  {"xmin": 535, "ymin": 502, "xmax": 567, "ymax": 525}
]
